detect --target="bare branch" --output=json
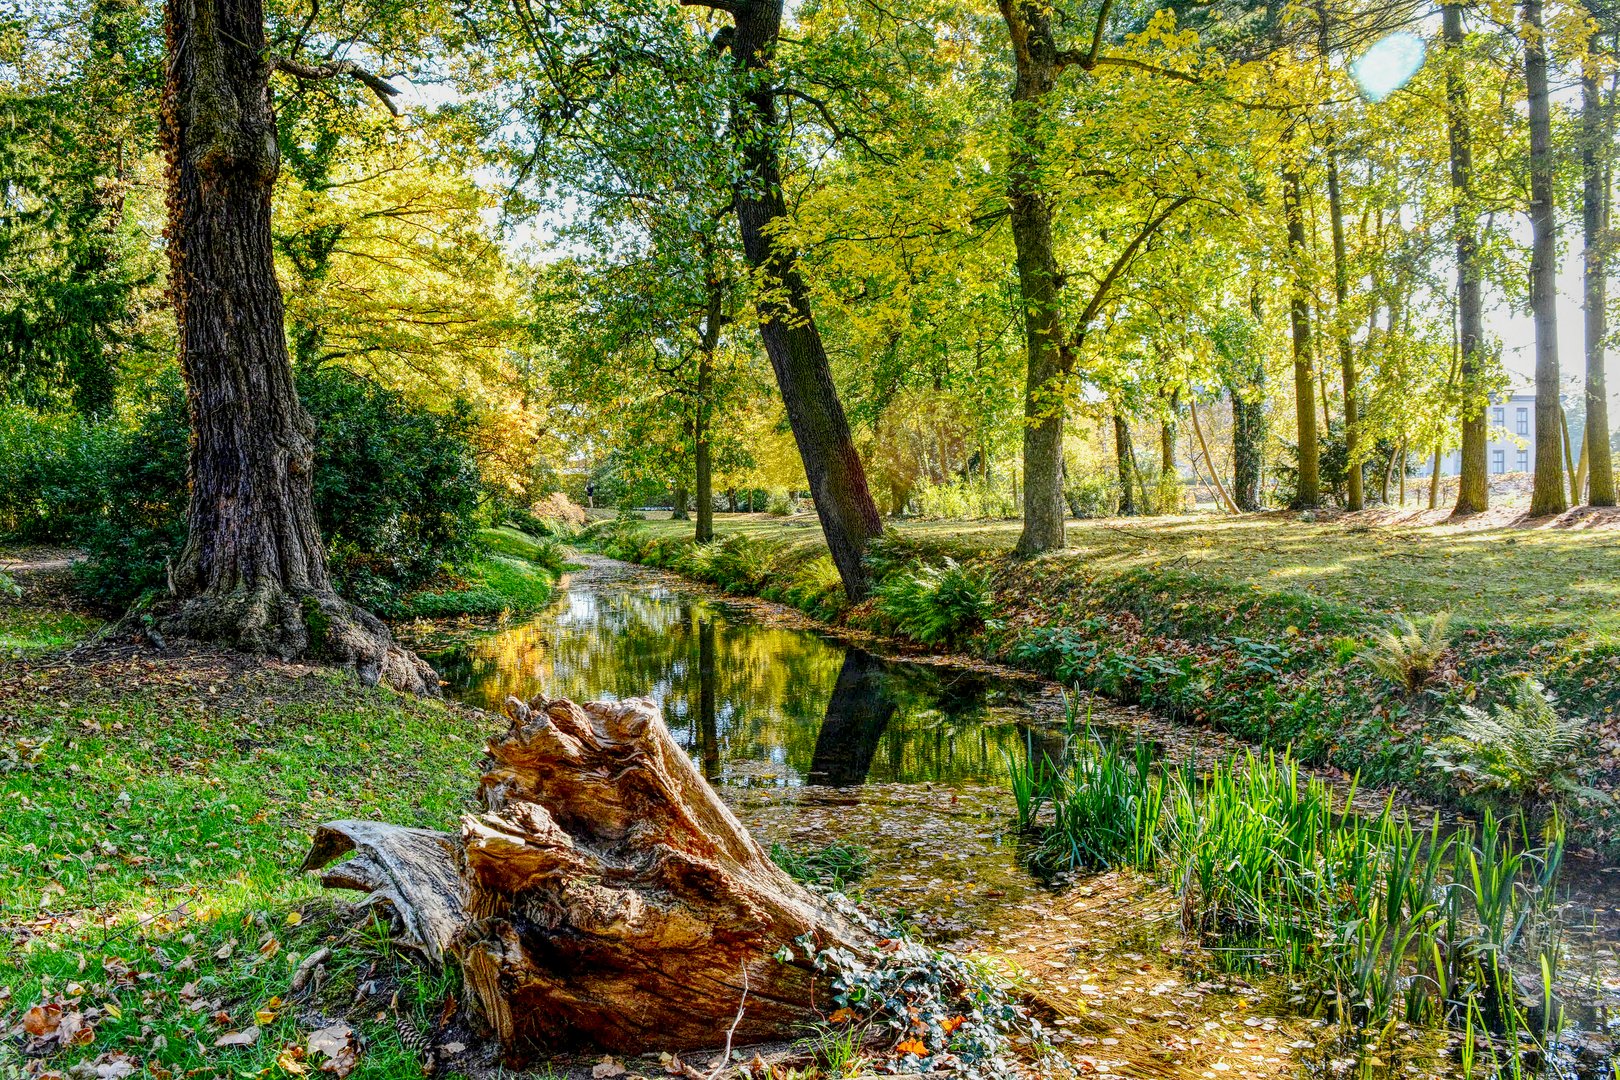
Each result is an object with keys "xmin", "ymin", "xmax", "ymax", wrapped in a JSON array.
[{"xmin": 270, "ymin": 56, "xmax": 404, "ymax": 115}]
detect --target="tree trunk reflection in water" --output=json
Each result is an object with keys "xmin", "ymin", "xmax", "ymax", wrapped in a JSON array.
[
  {"xmin": 698, "ymin": 617, "xmax": 720, "ymax": 783},
  {"xmin": 808, "ymin": 650, "xmax": 897, "ymax": 787}
]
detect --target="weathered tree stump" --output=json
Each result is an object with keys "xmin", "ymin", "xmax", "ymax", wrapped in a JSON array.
[{"xmin": 305, "ymin": 695, "xmax": 874, "ymax": 1059}]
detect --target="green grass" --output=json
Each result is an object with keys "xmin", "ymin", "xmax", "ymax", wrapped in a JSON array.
[
  {"xmin": 392, "ymin": 528, "xmax": 562, "ymax": 620},
  {"xmin": 0, "ymin": 604, "xmax": 100, "ymax": 655},
  {"xmin": 630, "ymin": 511, "xmax": 1620, "ymax": 634},
  {"xmin": 0, "ymin": 660, "xmax": 488, "ymax": 1079}
]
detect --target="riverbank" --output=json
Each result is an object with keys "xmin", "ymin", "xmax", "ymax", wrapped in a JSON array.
[
  {"xmin": 586, "ymin": 509, "xmax": 1620, "ymax": 855},
  {"xmin": 0, "ymin": 587, "xmax": 1322, "ymax": 1080}
]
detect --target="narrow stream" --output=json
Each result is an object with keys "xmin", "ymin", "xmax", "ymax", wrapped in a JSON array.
[{"xmin": 419, "ymin": 553, "xmax": 1620, "ymax": 1076}]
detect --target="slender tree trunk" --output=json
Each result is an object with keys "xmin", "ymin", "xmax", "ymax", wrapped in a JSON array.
[
  {"xmin": 694, "ymin": 272, "xmax": 722, "ymax": 544},
  {"xmin": 725, "ymin": 0, "xmax": 882, "ymax": 596},
  {"xmin": 1525, "ymin": 0, "xmax": 1569, "ymax": 516},
  {"xmin": 1000, "ymin": 0, "xmax": 1067, "ymax": 554},
  {"xmin": 1584, "ymin": 61, "xmax": 1617, "ymax": 504},
  {"xmin": 1284, "ymin": 169, "xmax": 1320, "ymax": 508},
  {"xmin": 1445, "ymin": 1, "xmax": 1490, "ymax": 514},
  {"xmin": 1326, "ymin": 147, "xmax": 1362, "ymax": 510},
  {"xmin": 159, "ymin": 0, "xmax": 433, "ymax": 692},
  {"xmin": 671, "ymin": 484, "xmax": 689, "ymax": 520},
  {"xmin": 1190, "ymin": 396, "xmax": 1239, "ymax": 513},
  {"xmin": 1162, "ymin": 387, "xmax": 1179, "ymax": 474},
  {"xmin": 1113, "ymin": 413, "xmax": 1137, "ymax": 516},
  {"xmin": 1231, "ymin": 390, "xmax": 1265, "ymax": 512},
  {"xmin": 697, "ymin": 618, "xmax": 719, "ymax": 782},
  {"xmin": 1430, "ymin": 443, "xmax": 1443, "ymax": 509},
  {"xmin": 1561, "ymin": 408, "xmax": 1581, "ymax": 504}
]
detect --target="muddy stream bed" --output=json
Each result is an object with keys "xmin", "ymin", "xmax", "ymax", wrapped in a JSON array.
[{"xmin": 409, "ymin": 553, "xmax": 1620, "ymax": 1079}]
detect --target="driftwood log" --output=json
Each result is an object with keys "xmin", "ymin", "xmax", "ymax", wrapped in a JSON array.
[{"xmin": 304, "ymin": 695, "xmax": 874, "ymax": 1059}]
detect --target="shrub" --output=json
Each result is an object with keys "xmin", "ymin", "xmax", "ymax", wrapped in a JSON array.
[
  {"xmin": 76, "ymin": 386, "xmax": 190, "ymax": 607},
  {"xmin": 765, "ymin": 491, "xmax": 795, "ymax": 516},
  {"xmin": 1426, "ymin": 676, "xmax": 1605, "ymax": 815},
  {"xmin": 0, "ymin": 404, "xmax": 122, "ymax": 541},
  {"xmin": 910, "ymin": 477, "xmax": 1017, "ymax": 520},
  {"xmin": 78, "ymin": 371, "xmax": 486, "ymax": 611},
  {"xmin": 1360, "ymin": 612, "xmax": 1450, "ymax": 694},
  {"xmin": 776, "ymin": 554, "xmax": 848, "ymax": 621},
  {"xmin": 871, "ymin": 557, "xmax": 992, "ymax": 646},
  {"xmin": 1063, "ymin": 472, "xmax": 1117, "ymax": 518},
  {"xmin": 304, "ymin": 369, "xmax": 483, "ymax": 609}
]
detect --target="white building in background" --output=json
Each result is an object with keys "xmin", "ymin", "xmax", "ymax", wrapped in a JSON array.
[{"xmin": 1430, "ymin": 391, "xmax": 1537, "ymax": 477}]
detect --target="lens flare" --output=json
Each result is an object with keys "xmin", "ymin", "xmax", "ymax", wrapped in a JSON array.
[{"xmin": 1351, "ymin": 32, "xmax": 1427, "ymax": 102}]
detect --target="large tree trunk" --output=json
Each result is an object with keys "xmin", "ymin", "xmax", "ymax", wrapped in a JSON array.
[
  {"xmin": 1283, "ymin": 168, "xmax": 1320, "ymax": 508},
  {"xmin": 1525, "ymin": 0, "xmax": 1569, "ymax": 517},
  {"xmin": 159, "ymin": 0, "xmax": 434, "ymax": 693},
  {"xmin": 1001, "ymin": 0, "xmax": 1067, "ymax": 555},
  {"xmin": 672, "ymin": 483, "xmax": 690, "ymax": 520},
  {"xmin": 1444, "ymin": 1, "xmax": 1490, "ymax": 515},
  {"xmin": 305, "ymin": 696, "xmax": 873, "ymax": 1061},
  {"xmin": 1325, "ymin": 145, "xmax": 1363, "ymax": 511},
  {"xmin": 727, "ymin": 0, "xmax": 882, "ymax": 598},
  {"xmin": 1584, "ymin": 58, "xmax": 1617, "ymax": 506}
]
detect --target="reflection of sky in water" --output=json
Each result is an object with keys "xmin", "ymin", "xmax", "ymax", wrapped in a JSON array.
[{"xmin": 426, "ymin": 580, "xmax": 1035, "ymax": 788}]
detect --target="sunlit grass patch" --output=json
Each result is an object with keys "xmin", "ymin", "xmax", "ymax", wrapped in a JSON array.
[
  {"xmin": 0, "ymin": 604, "xmax": 100, "ymax": 655},
  {"xmin": 0, "ymin": 661, "xmax": 494, "ymax": 1078}
]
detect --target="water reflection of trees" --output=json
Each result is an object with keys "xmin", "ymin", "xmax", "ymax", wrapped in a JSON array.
[{"xmin": 430, "ymin": 584, "xmax": 1034, "ymax": 786}]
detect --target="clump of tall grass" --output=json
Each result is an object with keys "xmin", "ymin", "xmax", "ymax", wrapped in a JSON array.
[
  {"xmin": 1360, "ymin": 611, "xmax": 1451, "ymax": 694},
  {"xmin": 1007, "ymin": 723, "xmax": 1570, "ymax": 1068},
  {"xmin": 871, "ymin": 557, "xmax": 992, "ymax": 646}
]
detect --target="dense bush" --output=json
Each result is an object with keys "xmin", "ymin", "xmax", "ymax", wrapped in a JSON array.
[
  {"xmin": 305, "ymin": 369, "xmax": 482, "ymax": 609},
  {"xmin": 0, "ymin": 404, "xmax": 123, "ymax": 541},
  {"xmin": 76, "ymin": 385, "xmax": 189, "ymax": 607},
  {"xmin": 73, "ymin": 370, "xmax": 486, "ymax": 611},
  {"xmin": 1063, "ymin": 472, "xmax": 1117, "ymax": 518}
]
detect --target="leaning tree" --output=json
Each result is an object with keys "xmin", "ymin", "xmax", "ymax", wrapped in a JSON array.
[{"xmin": 160, "ymin": 0, "xmax": 435, "ymax": 690}]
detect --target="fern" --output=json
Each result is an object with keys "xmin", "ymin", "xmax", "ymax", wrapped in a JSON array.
[
  {"xmin": 1426, "ymin": 676, "xmax": 1606, "ymax": 812},
  {"xmin": 872, "ymin": 557, "xmax": 992, "ymax": 646},
  {"xmin": 1360, "ymin": 612, "xmax": 1450, "ymax": 694}
]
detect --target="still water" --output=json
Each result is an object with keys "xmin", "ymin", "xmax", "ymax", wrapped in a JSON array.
[{"xmin": 423, "ymin": 559, "xmax": 1048, "ymax": 788}]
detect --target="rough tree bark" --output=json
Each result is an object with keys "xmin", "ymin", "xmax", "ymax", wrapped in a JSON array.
[
  {"xmin": 305, "ymin": 695, "xmax": 874, "ymax": 1060},
  {"xmin": 1525, "ymin": 0, "xmax": 1569, "ymax": 517},
  {"xmin": 1583, "ymin": 53, "xmax": 1617, "ymax": 505},
  {"xmin": 688, "ymin": 0, "xmax": 883, "ymax": 597},
  {"xmin": 1444, "ymin": 0, "xmax": 1490, "ymax": 514},
  {"xmin": 1283, "ymin": 168, "xmax": 1320, "ymax": 508},
  {"xmin": 160, "ymin": 0, "xmax": 434, "ymax": 693}
]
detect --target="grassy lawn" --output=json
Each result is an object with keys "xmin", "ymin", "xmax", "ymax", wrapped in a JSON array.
[
  {"xmin": 0, "ymin": 656, "xmax": 487, "ymax": 1079},
  {"xmin": 630, "ymin": 510, "xmax": 1620, "ymax": 634}
]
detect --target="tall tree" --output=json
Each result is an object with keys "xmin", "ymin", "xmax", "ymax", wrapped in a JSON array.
[
  {"xmin": 1283, "ymin": 166, "xmax": 1321, "ymax": 507},
  {"xmin": 684, "ymin": 0, "xmax": 884, "ymax": 595},
  {"xmin": 159, "ymin": 0, "xmax": 433, "ymax": 690},
  {"xmin": 1524, "ymin": 0, "xmax": 1569, "ymax": 515},
  {"xmin": 1582, "ymin": 20, "xmax": 1616, "ymax": 506},
  {"xmin": 1443, "ymin": 0, "xmax": 1490, "ymax": 514}
]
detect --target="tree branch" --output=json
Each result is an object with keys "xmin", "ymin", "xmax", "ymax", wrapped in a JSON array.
[
  {"xmin": 270, "ymin": 56, "xmax": 404, "ymax": 115},
  {"xmin": 679, "ymin": 0, "xmax": 741, "ymax": 13},
  {"xmin": 1064, "ymin": 195, "xmax": 1192, "ymax": 362}
]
